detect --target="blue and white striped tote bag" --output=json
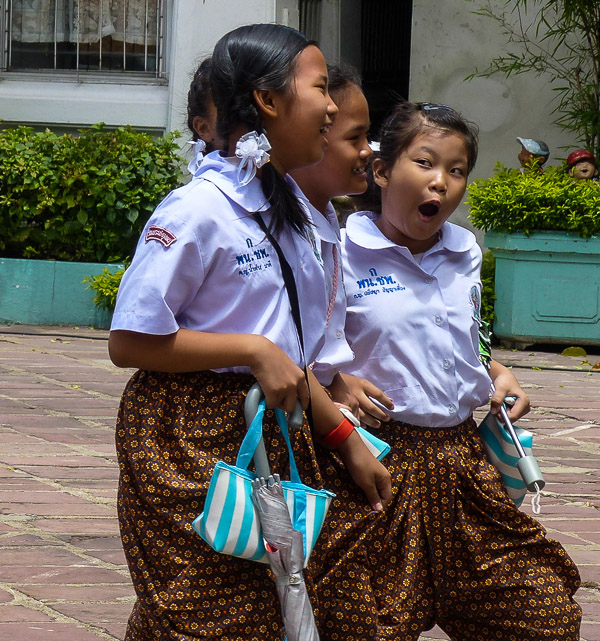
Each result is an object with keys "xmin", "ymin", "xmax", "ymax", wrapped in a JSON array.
[
  {"xmin": 193, "ymin": 400, "xmax": 335, "ymax": 566},
  {"xmin": 479, "ymin": 411, "xmax": 533, "ymax": 507}
]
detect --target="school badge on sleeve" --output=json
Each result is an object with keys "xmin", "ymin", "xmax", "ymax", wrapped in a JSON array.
[{"xmin": 145, "ymin": 225, "xmax": 177, "ymax": 248}]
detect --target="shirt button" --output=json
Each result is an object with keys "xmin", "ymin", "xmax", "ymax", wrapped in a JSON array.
[
  {"xmin": 300, "ymin": 261, "xmax": 305, "ymax": 269},
  {"xmin": 448, "ymin": 404, "xmax": 456, "ymax": 414},
  {"xmin": 425, "ymin": 277, "xmax": 434, "ymax": 284},
  {"xmin": 435, "ymin": 315, "xmax": 443, "ymax": 326},
  {"xmin": 443, "ymin": 359, "xmax": 451, "ymax": 370},
  {"xmin": 335, "ymin": 330, "xmax": 343, "ymax": 339}
]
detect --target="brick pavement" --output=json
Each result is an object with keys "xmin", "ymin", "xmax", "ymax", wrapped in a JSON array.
[{"xmin": 0, "ymin": 325, "xmax": 599, "ymax": 640}]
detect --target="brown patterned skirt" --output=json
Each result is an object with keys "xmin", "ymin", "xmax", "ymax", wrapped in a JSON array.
[
  {"xmin": 310, "ymin": 419, "xmax": 582, "ymax": 641},
  {"xmin": 115, "ymin": 369, "xmax": 324, "ymax": 641}
]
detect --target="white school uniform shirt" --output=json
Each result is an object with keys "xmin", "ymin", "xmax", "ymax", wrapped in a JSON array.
[
  {"xmin": 341, "ymin": 211, "xmax": 492, "ymax": 427},
  {"xmin": 288, "ymin": 179, "xmax": 354, "ymax": 385},
  {"xmin": 111, "ymin": 151, "xmax": 330, "ymax": 372}
]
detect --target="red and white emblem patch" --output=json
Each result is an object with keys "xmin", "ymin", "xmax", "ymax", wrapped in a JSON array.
[{"xmin": 145, "ymin": 225, "xmax": 177, "ymax": 248}]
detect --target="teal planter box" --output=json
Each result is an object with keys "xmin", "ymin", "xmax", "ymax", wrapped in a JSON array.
[
  {"xmin": 485, "ymin": 231, "xmax": 600, "ymax": 347},
  {"xmin": 0, "ymin": 257, "xmax": 122, "ymax": 329}
]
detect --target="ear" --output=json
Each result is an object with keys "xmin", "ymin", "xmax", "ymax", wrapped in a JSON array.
[
  {"xmin": 192, "ymin": 116, "xmax": 215, "ymax": 142},
  {"xmin": 372, "ymin": 158, "xmax": 389, "ymax": 188},
  {"xmin": 253, "ymin": 88, "xmax": 279, "ymax": 120}
]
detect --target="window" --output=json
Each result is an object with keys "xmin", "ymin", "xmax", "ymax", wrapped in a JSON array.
[{"xmin": 2, "ymin": 0, "xmax": 164, "ymax": 76}]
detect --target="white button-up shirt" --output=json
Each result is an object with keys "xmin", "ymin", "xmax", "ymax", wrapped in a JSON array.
[
  {"xmin": 288, "ymin": 180, "xmax": 354, "ymax": 385},
  {"xmin": 341, "ymin": 211, "xmax": 492, "ymax": 427},
  {"xmin": 112, "ymin": 152, "xmax": 331, "ymax": 372}
]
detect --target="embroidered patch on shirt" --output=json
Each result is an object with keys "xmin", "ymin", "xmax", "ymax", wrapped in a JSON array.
[
  {"xmin": 145, "ymin": 225, "xmax": 177, "ymax": 248},
  {"xmin": 470, "ymin": 285, "xmax": 482, "ymax": 323}
]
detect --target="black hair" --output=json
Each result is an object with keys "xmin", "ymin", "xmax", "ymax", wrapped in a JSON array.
[
  {"xmin": 187, "ymin": 57, "xmax": 214, "ymax": 150},
  {"xmin": 353, "ymin": 101, "xmax": 479, "ymax": 213},
  {"xmin": 211, "ymin": 23, "xmax": 317, "ymax": 236},
  {"xmin": 327, "ymin": 61, "xmax": 362, "ymax": 106}
]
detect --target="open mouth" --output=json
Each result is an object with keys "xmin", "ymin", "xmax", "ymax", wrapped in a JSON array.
[{"xmin": 418, "ymin": 202, "xmax": 440, "ymax": 217}]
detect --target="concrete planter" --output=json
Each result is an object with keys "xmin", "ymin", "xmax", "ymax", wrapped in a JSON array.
[
  {"xmin": 485, "ymin": 231, "xmax": 600, "ymax": 348},
  {"xmin": 0, "ymin": 257, "xmax": 122, "ymax": 329}
]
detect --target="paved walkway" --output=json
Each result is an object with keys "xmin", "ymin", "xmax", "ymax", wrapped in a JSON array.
[{"xmin": 0, "ymin": 325, "xmax": 599, "ymax": 640}]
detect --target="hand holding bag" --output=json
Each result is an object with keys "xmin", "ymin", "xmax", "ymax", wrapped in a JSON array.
[
  {"xmin": 479, "ymin": 411, "xmax": 543, "ymax": 513},
  {"xmin": 193, "ymin": 399, "xmax": 335, "ymax": 566}
]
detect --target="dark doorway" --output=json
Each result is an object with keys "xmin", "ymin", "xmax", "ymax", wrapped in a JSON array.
[
  {"xmin": 358, "ymin": 0, "xmax": 413, "ymax": 138},
  {"xmin": 300, "ymin": 0, "xmax": 412, "ymax": 141}
]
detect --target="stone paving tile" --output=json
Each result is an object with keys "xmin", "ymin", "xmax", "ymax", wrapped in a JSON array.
[
  {"xmin": 2, "ymin": 326, "xmax": 600, "ymax": 640},
  {"xmin": 21, "ymin": 584, "xmax": 135, "ymax": 602},
  {"xmin": 0, "ymin": 622, "xmax": 119, "ymax": 641}
]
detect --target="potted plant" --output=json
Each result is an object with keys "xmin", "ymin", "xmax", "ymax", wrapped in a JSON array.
[
  {"xmin": 467, "ymin": 163, "xmax": 600, "ymax": 348},
  {"xmin": 0, "ymin": 124, "xmax": 183, "ymax": 328}
]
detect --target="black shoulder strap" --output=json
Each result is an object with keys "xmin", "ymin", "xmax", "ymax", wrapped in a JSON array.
[{"xmin": 253, "ymin": 214, "xmax": 305, "ymax": 358}]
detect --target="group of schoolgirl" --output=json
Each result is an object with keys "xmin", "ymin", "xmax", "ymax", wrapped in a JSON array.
[{"xmin": 109, "ymin": 23, "xmax": 581, "ymax": 641}]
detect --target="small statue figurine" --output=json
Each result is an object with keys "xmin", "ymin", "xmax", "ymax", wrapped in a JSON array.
[
  {"xmin": 517, "ymin": 137, "xmax": 550, "ymax": 173},
  {"xmin": 566, "ymin": 149, "xmax": 598, "ymax": 181}
]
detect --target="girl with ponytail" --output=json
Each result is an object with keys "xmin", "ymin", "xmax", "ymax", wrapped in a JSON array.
[{"xmin": 109, "ymin": 23, "xmax": 391, "ymax": 641}]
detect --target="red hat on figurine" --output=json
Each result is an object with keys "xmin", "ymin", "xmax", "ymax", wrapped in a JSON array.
[{"xmin": 566, "ymin": 149, "xmax": 596, "ymax": 168}]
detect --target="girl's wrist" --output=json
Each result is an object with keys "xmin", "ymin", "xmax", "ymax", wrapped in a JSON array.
[{"xmin": 321, "ymin": 417, "xmax": 355, "ymax": 449}]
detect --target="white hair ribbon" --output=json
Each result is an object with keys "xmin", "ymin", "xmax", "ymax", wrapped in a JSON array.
[
  {"xmin": 235, "ymin": 131, "xmax": 271, "ymax": 186},
  {"xmin": 187, "ymin": 139, "xmax": 207, "ymax": 175}
]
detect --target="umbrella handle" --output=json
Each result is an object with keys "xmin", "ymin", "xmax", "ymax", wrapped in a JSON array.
[
  {"xmin": 245, "ymin": 383, "xmax": 304, "ymax": 430},
  {"xmin": 490, "ymin": 383, "xmax": 546, "ymax": 492}
]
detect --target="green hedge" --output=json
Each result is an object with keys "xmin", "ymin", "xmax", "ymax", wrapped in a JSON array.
[
  {"xmin": 468, "ymin": 163, "xmax": 600, "ymax": 238},
  {"xmin": 0, "ymin": 124, "xmax": 184, "ymax": 262}
]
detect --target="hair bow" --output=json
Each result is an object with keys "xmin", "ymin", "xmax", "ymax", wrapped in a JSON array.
[
  {"xmin": 187, "ymin": 139, "xmax": 207, "ymax": 176},
  {"xmin": 235, "ymin": 131, "xmax": 271, "ymax": 186}
]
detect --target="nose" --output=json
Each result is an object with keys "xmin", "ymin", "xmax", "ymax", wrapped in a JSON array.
[
  {"xmin": 360, "ymin": 143, "xmax": 372, "ymax": 160},
  {"xmin": 325, "ymin": 91, "xmax": 339, "ymax": 121},
  {"xmin": 429, "ymin": 169, "xmax": 447, "ymax": 193}
]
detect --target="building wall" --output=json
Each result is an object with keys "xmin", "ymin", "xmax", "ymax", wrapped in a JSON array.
[
  {"xmin": 409, "ymin": 0, "xmax": 579, "ymax": 245},
  {"xmin": 0, "ymin": 0, "xmax": 283, "ymax": 136}
]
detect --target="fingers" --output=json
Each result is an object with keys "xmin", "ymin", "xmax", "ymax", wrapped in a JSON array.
[
  {"xmin": 358, "ymin": 408, "xmax": 382, "ymax": 429},
  {"xmin": 505, "ymin": 395, "xmax": 530, "ymax": 422},
  {"xmin": 363, "ymin": 383, "xmax": 394, "ymax": 411}
]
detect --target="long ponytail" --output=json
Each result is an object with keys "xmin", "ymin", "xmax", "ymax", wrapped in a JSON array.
[{"xmin": 211, "ymin": 24, "xmax": 316, "ymax": 236}]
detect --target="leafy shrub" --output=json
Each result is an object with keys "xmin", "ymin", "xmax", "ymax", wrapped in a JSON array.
[
  {"xmin": 84, "ymin": 265, "xmax": 127, "ymax": 311},
  {"xmin": 468, "ymin": 163, "xmax": 600, "ymax": 238},
  {"xmin": 0, "ymin": 124, "xmax": 184, "ymax": 262}
]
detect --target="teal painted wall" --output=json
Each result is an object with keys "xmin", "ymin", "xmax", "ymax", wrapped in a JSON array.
[
  {"xmin": 486, "ymin": 232, "xmax": 600, "ymax": 346},
  {"xmin": 0, "ymin": 258, "xmax": 122, "ymax": 328}
]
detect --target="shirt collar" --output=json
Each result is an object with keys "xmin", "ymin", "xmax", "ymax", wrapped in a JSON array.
[
  {"xmin": 193, "ymin": 150, "xmax": 270, "ymax": 213},
  {"xmin": 287, "ymin": 177, "xmax": 340, "ymax": 243},
  {"xmin": 345, "ymin": 210, "xmax": 476, "ymax": 254}
]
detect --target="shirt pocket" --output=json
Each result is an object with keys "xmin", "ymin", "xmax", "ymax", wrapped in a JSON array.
[{"xmin": 383, "ymin": 384, "xmax": 425, "ymax": 416}]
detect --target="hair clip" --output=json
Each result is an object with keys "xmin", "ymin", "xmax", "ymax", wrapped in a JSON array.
[
  {"xmin": 186, "ymin": 139, "xmax": 206, "ymax": 175},
  {"xmin": 418, "ymin": 102, "xmax": 454, "ymax": 113},
  {"xmin": 369, "ymin": 140, "xmax": 381, "ymax": 152},
  {"xmin": 235, "ymin": 131, "xmax": 271, "ymax": 186}
]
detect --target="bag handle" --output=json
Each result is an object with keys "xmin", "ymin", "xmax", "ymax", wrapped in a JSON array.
[{"xmin": 236, "ymin": 398, "xmax": 302, "ymax": 485}]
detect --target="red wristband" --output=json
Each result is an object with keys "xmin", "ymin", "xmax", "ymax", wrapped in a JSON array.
[{"xmin": 322, "ymin": 417, "xmax": 355, "ymax": 448}]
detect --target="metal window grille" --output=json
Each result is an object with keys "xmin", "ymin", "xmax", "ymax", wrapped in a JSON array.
[{"xmin": 2, "ymin": 0, "xmax": 164, "ymax": 76}]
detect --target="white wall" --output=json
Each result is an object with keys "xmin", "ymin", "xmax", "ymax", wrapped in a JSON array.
[
  {"xmin": 0, "ymin": 0, "xmax": 280, "ymax": 135},
  {"xmin": 409, "ymin": 0, "xmax": 579, "ymax": 245}
]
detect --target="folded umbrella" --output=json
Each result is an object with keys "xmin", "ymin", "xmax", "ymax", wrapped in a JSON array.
[
  {"xmin": 252, "ymin": 475, "xmax": 320, "ymax": 641},
  {"xmin": 245, "ymin": 384, "xmax": 320, "ymax": 641}
]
